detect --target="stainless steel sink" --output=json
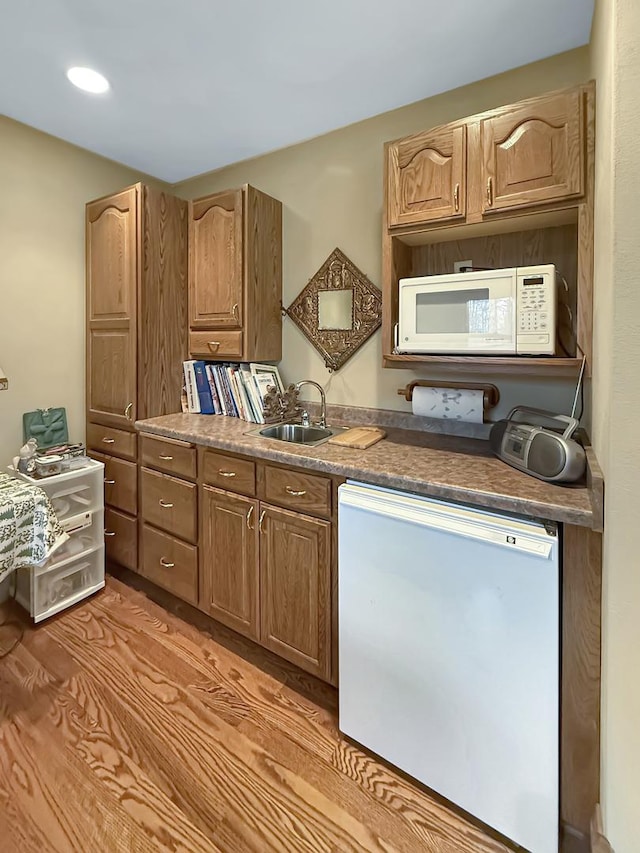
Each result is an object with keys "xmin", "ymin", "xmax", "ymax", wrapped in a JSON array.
[{"xmin": 248, "ymin": 422, "xmax": 347, "ymax": 447}]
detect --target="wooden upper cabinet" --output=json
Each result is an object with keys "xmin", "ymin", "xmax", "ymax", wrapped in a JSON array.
[
  {"xmin": 188, "ymin": 185, "xmax": 282, "ymax": 362},
  {"xmin": 86, "ymin": 187, "xmax": 138, "ymax": 427},
  {"xmin": 388, "ymin": 125, "xmax": 466, "ymax": 227},
  {"xmin": 189, "ymin": 189, "xmax": 243, "ymax": 329},
  {"xmin": 481, "ymin": 90, "xmax": 584, "ymax": 214},
  {"xmin": 259, "ymin": 505, "xmax": 331, "ymax": 681},
  {"xmin": 200, "ymin": 486, "xmax": 259, "ymax": 641},
  {"xmin": 87, "ymin": 187, "xmax": 137, "ymax": 323}
]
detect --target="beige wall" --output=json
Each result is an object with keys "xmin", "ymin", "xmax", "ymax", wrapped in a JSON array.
[
  {"xmin": 591, "ymin": 0, "xmax": 640, "ymax": 849},
  {"xmin": 0, "ymin": 118, "xmax": 161, "ymax": 455},
  {"xmin": 175, "ymin": 48, "xmax": 590, "ymax": 419}
]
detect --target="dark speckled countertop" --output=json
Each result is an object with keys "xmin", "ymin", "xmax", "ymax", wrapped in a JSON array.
[{"xmin": 136, "ymin": 413, "xmax": 600, "ymax": 528}]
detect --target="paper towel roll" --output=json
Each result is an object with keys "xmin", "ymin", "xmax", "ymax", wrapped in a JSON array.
[{"xmin": 412, "ymin": 386, "xmax": 484, "ymax": 424}]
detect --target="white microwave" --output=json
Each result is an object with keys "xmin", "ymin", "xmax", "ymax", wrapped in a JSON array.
[{"xmin": 397, "ymin": 265, "xmax": 557, "ymax": 355}]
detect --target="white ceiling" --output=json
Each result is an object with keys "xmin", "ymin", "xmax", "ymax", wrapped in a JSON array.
[{"xmin": 0, "ymin": 0, "xmax": 594, "ymax": 184}]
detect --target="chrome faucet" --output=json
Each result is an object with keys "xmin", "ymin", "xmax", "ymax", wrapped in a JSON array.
[{"xmin": 294, "ymin": 380, "xmax": 327, "ymax": 428}]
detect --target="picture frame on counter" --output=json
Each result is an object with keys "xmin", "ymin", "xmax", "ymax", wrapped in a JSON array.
[{"xmin": 250, "ymin": 363, "xmax": 285, "ymax": 397}]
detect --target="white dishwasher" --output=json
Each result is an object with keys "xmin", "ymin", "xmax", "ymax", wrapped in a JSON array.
[{"xmin": 338, "ymin": 482, "xmax": 559, "ymax": 853}]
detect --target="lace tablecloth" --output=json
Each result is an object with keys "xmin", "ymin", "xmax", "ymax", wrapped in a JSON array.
[{"xmin": 0, "ymin": 472, "xmax": 67, "ymax": 582}]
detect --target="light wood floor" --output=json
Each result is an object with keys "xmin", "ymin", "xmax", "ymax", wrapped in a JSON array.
[{"xmin": 0, "ymin": 573, "xmax": 516, "ymax": 853}]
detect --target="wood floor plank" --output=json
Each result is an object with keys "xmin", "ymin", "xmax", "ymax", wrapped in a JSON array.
[
  {"xmin": 45, "ymin": 604, "xmax": 401, "ymax": 853},
  {"xmin": 92, "ymin": 583, "xmax": 342, "ymax": 761},
  {"xmin": 0, "ymin": 577, "xmax": 518, "ymax": 853},
  {"xmin": 1, "ymin": 634, "xmax": 222, "ymax": 852},
  {"xmin": 332, "ymin": 739, "xmax": 512, "ymax": 853},
  {"xmin": 0, "ymin": 712, "xmax": 161, "ymax": 853}
]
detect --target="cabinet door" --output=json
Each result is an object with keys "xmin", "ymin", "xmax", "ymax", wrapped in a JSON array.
[
  {"xmin": 388, "ymin": 125, "xmax": 466, "ymax": 227},
  {"xmin": 86, "ymin": 186, "xmax": 138, "ymax": 427},
  {"xmin": 260, "ymin": 504, "xmax": 331, "ymax": 681},
  {"xmin": 189, "ymin": 189, "xmax": 243, "ymax": 329},
  {"xmin": 200, "ymin": 486, "xmax": 259, "ymax": 640},
  {"xmin": 481, "ymin": 90, "xmax": 584, "ymax": 214}
]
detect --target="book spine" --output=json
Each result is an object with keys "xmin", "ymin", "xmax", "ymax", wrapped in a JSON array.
[
  {"xmin": 205, "ymin": 364, "xmax": 222, "ymax": 414},
  {"xmin": 235, "ymin": 367, "xmax": 251, "ymax": 421},
  {"xmin": 212, "ymin": 365, "xmax": 228, "ymax": 416},
  {"xmin": 220, "ymin": 365, "xmax": 237, "ymax": 417},
  {"xmin": 243, "ymin": 369, "xmax": 265, "ymax": 423},
  {"xmin": 193, "ymin": 361, "xmax": 214, "ymax": 414},
  {"xmin": 183, "ymin": 361, "xmax": 200, "ymax": 414},
  {"xmin": 235, "ymin": 369, "xmax": 254, "ymax": 423},
  {"xmin": 227, "ymin": 366, "xmax": 243, "ymax": 418}
]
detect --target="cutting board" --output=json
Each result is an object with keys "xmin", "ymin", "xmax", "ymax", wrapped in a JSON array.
[{"xmin": 328, "ymin": 427, "xmax": 386, "ymax": 449}]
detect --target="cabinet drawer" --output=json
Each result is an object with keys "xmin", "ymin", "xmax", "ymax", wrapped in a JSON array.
[
  {"xmin": 262, "ymin": 465, "xmax": 331, "ymax": 518},
  {"xmin": 104, "ymin": 507, "xmax": 138, "ymax": 572},
  {"xmin": 203, "ymin": 450, "xmax": 255, "ymax": 496},
  {"xmin": 140, "ymin": 467, "xmax": 197, "ymax": 543},
  {"xmin": 87, "ymin": 423, "xmax": 137, "ymax": 461},
  {"xmin": 90, "ymin": 451, "xmax": 137, "ymax": 515},
  {"xmin": 140, "ymin": 434, "xmax": 196, "ymax": 480},
  {"xmin": 142, "ymin": 524, "xmax": 198, "ymax": 605},
  {"xmin": 189, "ymin": 330, "xmax": 243, "ymax": 359}
]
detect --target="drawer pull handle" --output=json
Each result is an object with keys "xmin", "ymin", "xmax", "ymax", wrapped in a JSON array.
[
  {"xmin": 102, "ymin": 438, "xmax": 115, "ymax": 444},
  {"xmin": 486, "ymin": 176, "xmax": 493, "ymax": 207},
  {"xmin": 232, "ymin": 303, "xmax": 239, "ymax": 317},
  {"xmin": 104, "ymin": 479, "xmax": 116, "ymax": 485},
  {"xmin": 246, "ymin": 505, "xmax": 254, "ymax": 530},
  {"xmin": 104, "ymin": 530, "xmax": 116, "ymax": 537},
  {"xmin": 124, "ymin": 402, "xmax": 134, "ymax": 420},
  {"xmin": 159, "ymin": 454, "xmax": 174, "ymax": 461},
  {"xmin": 159, "ymin": 558, "xmax": 175, "ymax": 568},
  {"xmin": 218, "ymin": 470, "xmax": 236, "ymax": 478},
  {"xmin": 454, "ymin": 182, "xmax": 460, "ymax": 212},
  {"xmin": 285, "ymin": 486, "xmax": 307, "ymax": 497},
  {"xmin": 207, "ymin": 341, "xmax": 221, "ymax": 350},
  {"xmin": 159, "ymin": 499, "xmax": 174, "ymax": 508},
  {"xmin": 259, "ymin": 509, "xmax": 266, "ymax": 534}
]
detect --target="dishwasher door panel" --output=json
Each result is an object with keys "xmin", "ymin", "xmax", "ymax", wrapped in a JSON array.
[{"xmin": 338, "ymin": 482, "xmax": 559, "ymax": 853}]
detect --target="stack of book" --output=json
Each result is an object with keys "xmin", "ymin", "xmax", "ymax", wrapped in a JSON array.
[{"xmin": 182, "ymin": 361, "xmax": 284, "ymax": 424}]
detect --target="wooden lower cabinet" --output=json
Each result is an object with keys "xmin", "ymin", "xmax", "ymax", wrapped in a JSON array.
[
  {"xmin": 259, "ymin": 504, "xmax": 332, "ymax": 681},
  {"xmin": 200, "ymin": 486, "xmax": 259, "ymax": 640},
  {"xmin": 141, "ymin": 524, "xmax": 198, "ymax": 605},
  {"xmin": 198, "ymin": 482, "xmax": 334, "ymax": 681},
  {"xmin": 104, "ymin": 506, "xmax": 138, "ymax": 571}
]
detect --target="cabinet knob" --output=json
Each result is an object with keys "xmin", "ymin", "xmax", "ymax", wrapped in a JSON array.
[
  {"xmin": 285, "ymin": 486, "xmax": 307, "ymax": 497},
  {"xmin": 104, "ymin": 530, "xmax": 116, "ymax": 537},
  {"xmin": 102, "ymin": 437, "xmax": 115, "ymax": 444},
  {"xmin": 159, "ymin": 499, "xmax": 174, "ymax": 508},
  {"xmin": 246, "ymin": 505, "xmax": 254, "ymax": 530},
  {"xmin": 124, "ymin": 402, "xmax": 133, "ymax": 420},
  {"xmin": 159, "ymin": 557, "xmax": 175, "ymax": 568}
]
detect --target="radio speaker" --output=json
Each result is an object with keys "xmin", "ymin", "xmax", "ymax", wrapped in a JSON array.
[{"xmin": 527, "ymin": 433, "xmax": 567, "ymax": 479}]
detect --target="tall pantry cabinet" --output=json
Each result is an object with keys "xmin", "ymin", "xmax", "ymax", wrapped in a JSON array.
[{"xmin": 85, "ymin": 183, "xmax": 188, "ymax": 572}]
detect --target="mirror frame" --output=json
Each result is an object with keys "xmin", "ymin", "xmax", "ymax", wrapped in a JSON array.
[{"xmin": 285, "ymin": 247, "xmax": 382, "ymax": 371}]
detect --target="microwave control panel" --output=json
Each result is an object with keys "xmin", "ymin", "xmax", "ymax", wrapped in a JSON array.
[{"xmin": 516, "ymin": 265, "xmax": 556, "ymax": 355}]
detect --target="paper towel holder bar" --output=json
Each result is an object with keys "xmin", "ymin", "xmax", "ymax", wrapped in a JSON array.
[{"xmin": 397, "ymin": 380, "xmax": 500, "ymax": 413}]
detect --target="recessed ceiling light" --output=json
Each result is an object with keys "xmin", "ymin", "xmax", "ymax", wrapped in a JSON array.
[{"xmin": 66, "ymin": 66, "xmax": 110, "ymax": 94}]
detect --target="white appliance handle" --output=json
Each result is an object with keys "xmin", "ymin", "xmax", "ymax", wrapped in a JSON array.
[{"xmin": 339, "ymin": 486, "xmax": 555, "ymax": 558}]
